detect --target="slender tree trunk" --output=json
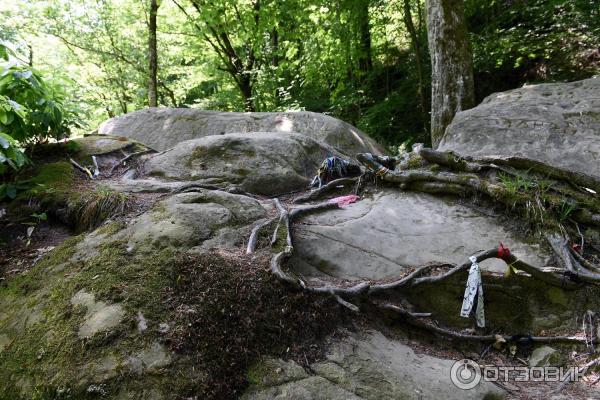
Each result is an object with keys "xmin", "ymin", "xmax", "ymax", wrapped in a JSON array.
[
  {"xmin": 148, "ymin": 0, "xmax": 159, "ymax": 108},
  {"xmin": 402, "ymin": 0, "xmax": 428, "ymax": 132},
  {"xmin": 425, "ymin": 0, "xmax": 475, "ymax": 147},
  {"xmin": 356, "ymin": 0, "xmax": 373, "ymax": 74},
  {"xmin": 28, "ymin": 44, "xmax": 33, "ymax": 67}
]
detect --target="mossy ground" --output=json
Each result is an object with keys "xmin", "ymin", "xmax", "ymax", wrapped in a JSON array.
[
  {"xmin": 11, "ymin": 161, "xmax": 128, "ymax": 232},
  {"xmin": 0, "ymin": 232, "xmax": 178, "ymax": 399},
  {"xmin": 0, "ymin": 225, "xmax": 346, "ymax": 400},
  {"xmin": 166, "ymin": 251, "xmax": 345, "ymax": 399}
]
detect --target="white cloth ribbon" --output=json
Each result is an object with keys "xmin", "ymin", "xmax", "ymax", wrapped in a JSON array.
[{"xmin": 460, "ymin": 255, "xmax": 485, "ymax": 328}]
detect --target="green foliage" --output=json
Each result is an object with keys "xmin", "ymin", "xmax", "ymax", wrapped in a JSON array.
[
  {"xmin": 1, "ymin": 0, "xmax": 598, "ymax": 148},
  {"xmin": 0, "ymin": 132, "xmax": 28, "ymax": 174},
  {"xmin": 557, "ymin": 201, "xmax": 576, "ymax": 222},
  {"xmin": 0, "ymin": 62, "xmax": 81, "ymax": 143},
  {"xmin": 466, "ymin": 0, "xmax": 600, "ymax": 100}
]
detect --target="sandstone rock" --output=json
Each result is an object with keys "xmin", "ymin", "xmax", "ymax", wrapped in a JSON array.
[
  {"xmin": 122, "ymin": 190, "xmax": 267, "ymax": 252},
  {"xmin": 242, "ymin": 330, "xmax": 506, "ymax": 400},
  {"xmin": 71, "ymin": 290, "xmax": 125, "ymax": 338},
  {"xmin": 439, "ymin": 77, "xmax": 600, "ymax": 180},
  {"xmin": 98, "ymin": 108, "xmax": 385, "ymax": 156},
  {"xmin": 529, "ymin": 345, "xmax": 562, "ymax": 367},
  {"xmin": 143, "ymin": 132, "xmax": 344, "ymax": 196},
  {"xmin": 290, "ymin": 189, "xmax": 551, "ymax": 281},
  {"xmin": 72, "ymin": 135, "xmax": 144, "ymax": 156},
  {"xmin": 125, "ymin": 342, "xmax": 171, "ymax": 374}
]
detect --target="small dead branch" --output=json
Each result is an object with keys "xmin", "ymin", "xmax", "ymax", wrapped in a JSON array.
[
  {"xmin": 69, "ymin": 158, "xmax": 93, "ymax": 179},
  {"xmin": 108, "ymin": 149, "xmax": 154, "ymax": 176},
  {"xmin": 173, "ymin": 183, "xmax": 223, "ymax": 193},
  {"xmin": 302, "ymin": 281, "xmax": 370, "ymax": 297},
  {"xmin": 569, "ymin": 246, "xmax": 600, "ymax": 273},
  {"xmin": 553, "ymin": 357, "xmax": 600, "ymax": 393},
  {"xmin": 333, "ymin": 295, "xmax": 360, "ymax": 312},
  {"xmin": 368, "ymin": 264, "xmax": 445, "ymax": 294}
]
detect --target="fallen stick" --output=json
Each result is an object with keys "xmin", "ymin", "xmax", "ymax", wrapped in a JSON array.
[
  {"xmin": 552, "ymin": 357, "xmax": 600, "ymax": 393},
  {"xmin": 91, "ymin": 155, "xmax": 100, "ymax": 178},
  {"xmin": 108, "ymin": 149, "xmax": 154, "ymax": 176},
  {"xmin": 69, "ymin": 158, "xmax": 93, "ymax": 179}
]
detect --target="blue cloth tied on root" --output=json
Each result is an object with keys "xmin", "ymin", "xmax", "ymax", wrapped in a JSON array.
[{"xmin": 310, "ymin": 156, "xmax": 361, "ymax": 188}]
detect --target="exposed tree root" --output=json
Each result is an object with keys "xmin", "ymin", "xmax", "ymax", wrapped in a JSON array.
[
  {"xmin": 173, "ymin": 183, "xmax": 223, "ymax": 193},
  {"xmin": 246, "ymin": 217, "xmax": 277, "ymax": 255},
  {"xmin": 547, "ymin": 233, "xmax": 600, "ymax": 284},
  {"xmin": 293, "ymin": 177, "xmax": 359, "ymax": 203},
  {"xmin": 357, "ymin": 150, "xmax": 600, "ymax": 228},
  {"xmin": 259, "ymin": 148, "xmax": 600, "ymax": 351},
  {"xmin": 420, "ymin": 148, "xmax": 600, "ymax": 195},
  {"xmin": 379, "ymin": 303, "xmax": 593, "ymax": 346}
]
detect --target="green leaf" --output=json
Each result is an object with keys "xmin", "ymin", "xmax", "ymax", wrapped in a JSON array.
[
  {"xmin": 6, "ymin": 184, "xmax": 17, "ymax": 199},
  {"xmin": 0, "ymin": 133, "xmax": 9, "ymax": 149}
]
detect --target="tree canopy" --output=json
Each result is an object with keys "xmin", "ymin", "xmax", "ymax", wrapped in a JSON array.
[{"xmin": 0, "ymin": 0, "xmax": 598, "ymax": 148}]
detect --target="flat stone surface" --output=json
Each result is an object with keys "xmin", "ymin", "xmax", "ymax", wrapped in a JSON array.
[
  {"xmin": 290, "ymin": 190, "xmax": 551, "ymax": 280},
  {"xmin": 126, "ymin": 342, "xmax": 171, "ymax": 374},
  {"xmin": 99, "ymin": 108, "xmax": 385, "ymax": 156},
  {"xmin": 242, "ymin": 330, "xmax": 506, "ymax": 400},
  {"xmin": 72, "ymin": 134, "xmax": 141, "ymax": 156},
  {"xmin": 439, "ymin": 77, "xmax": 600, "ymax": 180},
  {"xmin": 71, "ymin": 290, "xmax": 125, "ymax": 338},
  {"xmin": 143, "ymin": 132, "xmax": 345, "ymax": 196},
  {"xmin": 121, "ymin": 190, "xmax": 267, "ymax": 252}
]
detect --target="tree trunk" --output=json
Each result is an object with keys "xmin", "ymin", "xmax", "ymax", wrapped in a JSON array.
[
  {"xmin": 356, "ymin": 0, "xmax": 373, "ymax": 74},
  {"xmin": 402, "ymin": 0, "xmax": 428, "ymax": 132},
  {"xmin": 148, "ymin": 0, "xmax": 159, "ymax": 108},
  {"xmin": 425, "ymin": 0, "xmax": 475, "ymax": 147},
  {"xmin": 238, "ymin": 76, "xmax": 255, "ymax": 112},
  {"xmin": 28, "ymin": 44, "xmax": 33, "ymax": 67}
]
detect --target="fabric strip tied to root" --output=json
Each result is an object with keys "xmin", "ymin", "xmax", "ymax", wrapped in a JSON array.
[{"xmin": 461, "ymin": 255, "xmax": 485, "ymax": 328}]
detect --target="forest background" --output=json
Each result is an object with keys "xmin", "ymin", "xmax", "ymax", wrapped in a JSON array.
[{"xmin": 1, "ymin": 0, "xmax": 599, "ymax": 149}]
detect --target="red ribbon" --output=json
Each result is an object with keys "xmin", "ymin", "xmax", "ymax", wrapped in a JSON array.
[{"xmin": 498, "ymin": 242, "xmax": 511, "ymax": 261}]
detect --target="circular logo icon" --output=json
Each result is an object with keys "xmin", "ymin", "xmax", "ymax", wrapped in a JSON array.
[{"xmin": 450, "ymin": 359, "xmax": 482, "ymax": 390}]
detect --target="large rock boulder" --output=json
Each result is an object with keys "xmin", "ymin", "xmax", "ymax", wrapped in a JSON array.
[
  {"xmin": 143, "ymin": 132, "xmax": 344, "ymax": 196},
  {"xmin": 439, "ymin": 77, "xmax": 600, "ymax": 179},
  {"xmin": 121, "ymin": 190, "xmax": 268, "ymax": 252},
  {"xmin": 243, "ymin": 330, "xmax": 506, "ymax": 400},
  {"xmin": 290, "ymin": 189, "xmax": 551, "ymax": 280},
  {"xmin": 99, "ymin": 108, "xmax": 385, "ymax": 156}
]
